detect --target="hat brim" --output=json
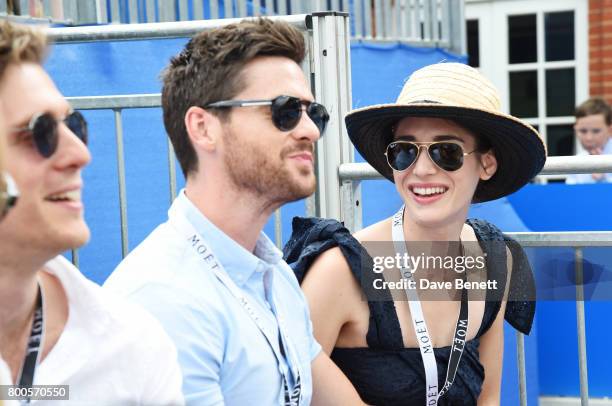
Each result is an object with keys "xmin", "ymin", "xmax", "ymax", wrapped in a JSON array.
[{"xmin": 345, "ymin": 104, "xmax": 547, "ymax": 203}]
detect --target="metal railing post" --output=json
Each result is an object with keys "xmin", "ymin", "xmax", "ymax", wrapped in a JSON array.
[
  {"xmin": 575, "ymin": 248, "xmax": 590, "ymax": 406},
  {"xmin": 193, "ymin": 0, "xmax": 205, "ymax": 20},
  {"xmin": 353, "ymin": 0, "xmax": 363, "ymax": 38},
  {"xmin": 71, "ymin": 248, "xmax": 79, "ymax": 268},
  {"xmin": 383, "ymin": 0, "xmax": 392, "ymax": 39},
  {"xmin": 411, "ymin": 0, "xmax": 420, "ymax": 41},
  {"xmin": 274, "ymin": 209, "xmax": 283, "ymax": 249},
  {"xmin": 448, "ymin": 0, "xmax": 465, "ymax": 54},
  {"xmin": 422, "ymin": 0, "xmax": 432, "ymax": 41},
  {"xmin": 364, "ymin": 0, "xmax": 373, "ymax": 39},
  {"xmin": 373, "ymin": 0, "xmax": 383, "ymax": 39},
  {"xmin": 178, "ymin": 0, "xmax": 189, "ymax": 21},
  {"xmin": 310, "ymin": 12, "xmax": 353, "ymax": 221},
  {"xmin": 109, "ymin": 0, "xmax": 120, "ymax": 23},
  {"xmin": 128, "ymin": 0, "xmax": 139, "ymax": 22},
  {"xmin": 223, "ymin": 0, "xmax": 233, "ymax": 18},
  {"xmin": 113, "ymin": 109, "xmax": 129, "ymax": 258},
  {"xmin": 210, "ymin": 0, "xmax": 219, "ymax": 19},
  {"xmin": 252, "ymin": 0, "xmax": 261, "ymax": 15},
  {"xmin": 145, "ymin": 0, "xmax": 156, "ymax": 22},
  {"xmin": 516, "ymin": 332, "xmax": 528, "ymax": 406}
]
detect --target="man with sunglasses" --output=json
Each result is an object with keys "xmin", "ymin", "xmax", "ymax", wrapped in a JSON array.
[
  {"xmin": 104, "ymin": 18, "xmax": 364, "ymax": 405},
  {"xmin": 0, "ymin": 21, "xmax": 183, "ymax": 403}
]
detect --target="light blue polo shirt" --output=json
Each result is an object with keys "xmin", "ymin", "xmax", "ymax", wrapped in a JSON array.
[{"xmin": 104, "ymin": 190, "xmax": 321, "ymax": 405}]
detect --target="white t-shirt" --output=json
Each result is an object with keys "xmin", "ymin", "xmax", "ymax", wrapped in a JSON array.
[
  {"xmin": 0, "ymin": 357, "xmax": 18, "ymax": 406},
  {"xmin": 17, "ymin": 256, "xmax": 183, "ymax": 405}
]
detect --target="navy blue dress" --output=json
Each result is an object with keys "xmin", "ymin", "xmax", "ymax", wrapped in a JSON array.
[{"xmin": 283, "ymin": 217, "xmax": 535, "ymax": 406}]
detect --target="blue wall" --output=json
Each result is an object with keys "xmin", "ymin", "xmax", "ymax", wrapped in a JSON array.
[
  {"xmin": 509, "ymin": 184, "xmax": 612, "ymax": 398},
  {"xmin": 45, "ymin": 38, "xmax": 611, "ymax": 402}
]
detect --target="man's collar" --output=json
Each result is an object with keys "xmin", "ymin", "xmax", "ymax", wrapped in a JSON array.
[{"xmin": 170, "ymin": 190, "xmax": 282, "ymax": 286}]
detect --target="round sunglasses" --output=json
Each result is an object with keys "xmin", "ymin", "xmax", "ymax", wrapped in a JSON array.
[
  {"xmin": 385, "ymin": 141, "xmax": 475, "ymax": 172},
  {"xmin": 205, "ymin": 95, "xmax": 330, "ymax": 135},
  {"xmin": 11, "ymin": 111, "xmax": 88, "ymax": 158}
]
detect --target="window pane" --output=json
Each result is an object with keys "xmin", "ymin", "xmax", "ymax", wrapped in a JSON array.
[
  {"xmin": 545, "ymin": 11, "xmax": 574, "ymax": 61},
  {"xmin": 546, "ymin": 68, "xmax": 575, "ymax": 116},
  {"xmin": 509, "ymin": 14, "xmax": 537, "ymax": 64},
  {"xmin": 547, "ymin": 124, "xmax": 575, "ymax": 156},
  {"xmin": 467, "ymin": 19, "xmax": 479, "ymax": 68},
  {"xmin": 510, "ymin": 70, "xmax": 538, "ymax": 118}
]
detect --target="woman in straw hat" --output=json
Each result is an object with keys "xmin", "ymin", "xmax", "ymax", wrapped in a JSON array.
[{"xmin": 284, "ymin": 62, "xmax": 545, "ymax": 405}]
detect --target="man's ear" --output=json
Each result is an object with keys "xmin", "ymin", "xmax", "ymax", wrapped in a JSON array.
[
  {"xmin": 479, "ymin": 150, "xmax": 498, "ymax": 181},
  {"xmin": 184, "ymin": 106, "xmax": 221, "ymax": 153}
]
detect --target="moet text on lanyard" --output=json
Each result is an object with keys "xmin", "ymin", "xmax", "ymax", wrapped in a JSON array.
[
  {"xmin": 17, "ymin": 284, "xmax": 45, "ymax": 405},
  {"xmin": 391, "ymin": 206, "xmax": 469, "ymax": 406},
  {"xmin": 172, "ymin": 205, "xmax": 302, "ymax": 406}
]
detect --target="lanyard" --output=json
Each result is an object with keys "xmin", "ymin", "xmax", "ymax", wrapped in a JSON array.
[
  {"xmin": 391, "ymin": 206, "xmax": 468, "ymax": 405},
  {"xmin": 16, "ymin": 284, "xmax": 44, "ymax": 404},
  {"xmin": 169, "ymin": 205, "xmax": 302, "ymax": 406}
]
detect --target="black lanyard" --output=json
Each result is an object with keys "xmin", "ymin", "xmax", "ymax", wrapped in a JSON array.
[
  {"xmin": 437, "ymin": 287, "xmax": 468, "ymax": 398},
  {"xmin": 16, "ymin": 284, "xmax": 44, "ymax": 403}
]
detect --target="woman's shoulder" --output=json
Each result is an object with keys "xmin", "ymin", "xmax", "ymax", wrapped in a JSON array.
[
  {"xmin": 466, "ymin": 218, "xmax": 536, "ymax": 336},
  {"xmin": 353, "ymin": 217, "xmax": 392, "ymax": 243},
  {"xmin": 465, "ymin": 218, "xmax": 507, "ymax": 241},
  {"xmin": 283, "ymin": 216, "xmax": 374, "ymax": 284}
]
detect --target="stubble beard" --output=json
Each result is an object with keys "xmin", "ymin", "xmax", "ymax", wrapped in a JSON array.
[{"xmin": 223, "ymin": 129, "xmax": 316, "ymax": 205}]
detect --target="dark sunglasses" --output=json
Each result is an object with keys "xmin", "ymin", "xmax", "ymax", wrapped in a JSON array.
[
  {"xmin": 385, "ymin": 141, "xmax": 475, "ymax": 172},
  {"xmin": 205, "ymin": 95, "xmax": 330, "ymax": 135},
  {"xmin": 11, "ymin": 111, "xmax": 88, "ymax": 158}
]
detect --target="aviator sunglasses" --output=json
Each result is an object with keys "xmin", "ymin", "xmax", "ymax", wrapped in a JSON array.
[
  {"xmin": 205, "ymin": 95, "xmax": 330, "ymax": 134},
  {"xmin": 385, "ymin": 140, "xmax": 476, "ymax": 172},
  {"xmin": 11, "ymin": 111, "xmax": 88, "ymax": 158}
]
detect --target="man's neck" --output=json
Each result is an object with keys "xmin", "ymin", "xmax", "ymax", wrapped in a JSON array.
[
  {"xmin": 0, "ymin": 254, "xmax": 69, "ymax": 383},
  {"xmin": 185, "ymin": 179, "xmax": 278, "ymax": 253},
  {"xmin": 0, "ymin": 261, "xmax": 40, "ymax": 382},
  {"xmin": 0, "ymin": 250, "xmax": 43, "ymax": 335}
]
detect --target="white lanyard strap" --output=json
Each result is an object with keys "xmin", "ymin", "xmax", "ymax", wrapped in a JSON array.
[
  {"xmin": 169, "ymin": 205, "xmax": 301, "ymax": 406},
  {"xmin": 391, "ymin": 206, "xmax": 469, "ymax": 405}
]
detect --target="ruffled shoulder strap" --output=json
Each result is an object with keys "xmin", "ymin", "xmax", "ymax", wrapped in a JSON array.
[
  {"xmin": 283, "ymin": 216, "xmax": 349, "ymax": 284},
  {"xmin": 467, "ymin": 219, "xmax": 536, "ymax": 336},
  {"xmin": 283, "ymin": 216, "xmax": 403, "ymax": 349}
]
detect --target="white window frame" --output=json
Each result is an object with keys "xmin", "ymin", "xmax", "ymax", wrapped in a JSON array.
[{"xmin": 466, "ymin": 0, "xmax": 588, "ymax": 182}]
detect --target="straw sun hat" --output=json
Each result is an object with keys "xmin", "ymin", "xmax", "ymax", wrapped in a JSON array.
[{"xmin": 345, "ymin": 62, "xmax": 547, "ymax": 203}]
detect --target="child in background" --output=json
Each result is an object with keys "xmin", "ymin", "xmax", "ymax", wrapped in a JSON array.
[{"xmin": 566, "ymin": 97, "xmax": 612, "ymax": 184}]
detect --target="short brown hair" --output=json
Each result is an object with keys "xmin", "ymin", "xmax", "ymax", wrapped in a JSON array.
[
  {"xmin": 0, "ymin": 20, "xmax": 47, "ymax": 81},
  {"xmin": 0, "ymin": 21, "xmax": 46, "ymax": 216},
  {"xmin": 575, "ymin": 97, "xmax": 612, "ymax": 125},
  {"xmin": 161, "ymin": 18, "xmax": 306, "ymax": 177}
]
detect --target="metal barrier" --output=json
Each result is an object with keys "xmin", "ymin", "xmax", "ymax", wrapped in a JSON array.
[
  {"xmin": 49, "ymin": 13, "xmax": 352, "ymax": 259},
  {"xmin": 3, "ymin": 0, "xmax": 465, "ymax": 54},
  {"xmin": 507, "ymin": 232, "xmax": 612, "ymax": 406},
  {"xmin": 48, "ymin": 13, "xmax": 609, "ymax": 406},
  {"xmin": 338, "ymin": 161, "xmax": 612, "ymax": 406}
]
